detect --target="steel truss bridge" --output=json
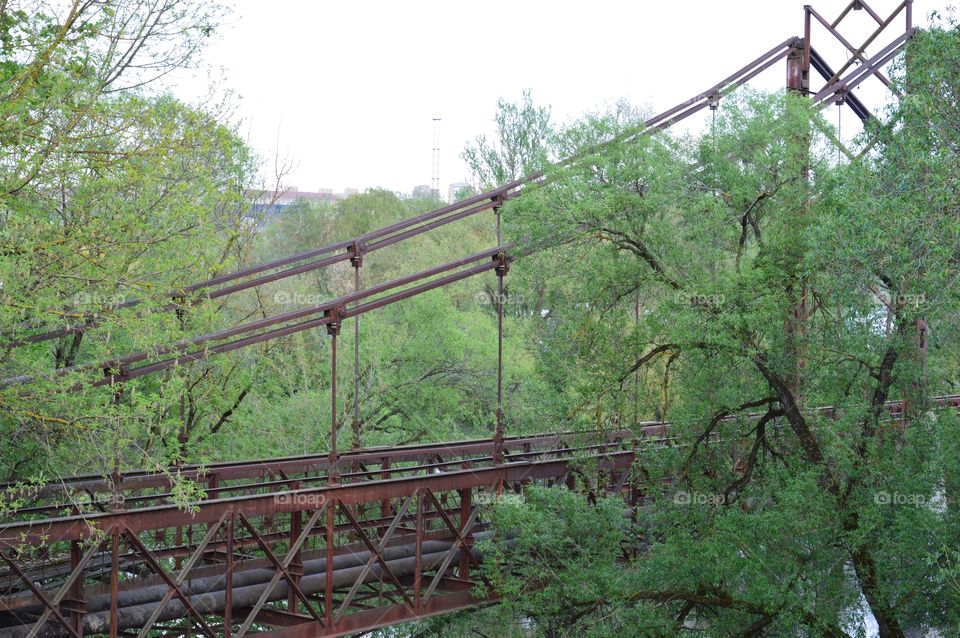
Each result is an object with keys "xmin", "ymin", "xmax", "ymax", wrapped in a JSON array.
[{"xmin": 0, "ymin": 3, "xmax": 938, "ymax": 636}]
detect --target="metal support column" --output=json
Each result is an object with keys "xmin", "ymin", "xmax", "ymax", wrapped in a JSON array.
[
  {"xmin": 288, "ymin": 492, "xmax": 303, "ymax": 614},
  {"xmin": 787, "ymin": 33, "xmax": 811, "ymax": 405},
  {"xmin": 110, "ymin": 527, "xmax": 119, "ymax": 638},
  {"xmin": 458, "ymin": 488, "xmax": 472, "ymax": 580},
  {"xmin": 65, "ymin": 540, "xmax": 86, "ymax": 635},
  {"xmin": 224, "ymin": 516, "xmax": 234, "ymax": 638},
  {"xmin": 414, "ymin": 489, "xmax": 424, "ymax": 612}
]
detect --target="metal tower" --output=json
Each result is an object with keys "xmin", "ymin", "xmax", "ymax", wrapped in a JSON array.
[{"xmin": 432, "ymin": 116, "xmax": 441, "ymax": 198}]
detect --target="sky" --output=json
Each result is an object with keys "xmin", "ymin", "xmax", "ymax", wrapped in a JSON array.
[{"xmin": 172, "ymin": 0, "xmax": 953, "ymax": 198}]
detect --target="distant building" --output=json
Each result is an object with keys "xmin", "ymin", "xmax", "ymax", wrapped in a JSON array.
[
  {"xmin": 248, "ymin": 186, "xmax": 351, "ymax": 217},
  {"xmin": 447, "ymin": 181, "xmax": 472, "ymax": 203},
  {"xmin": 411, "ymin": 184, "xmax": 433, "ymax": 200}
]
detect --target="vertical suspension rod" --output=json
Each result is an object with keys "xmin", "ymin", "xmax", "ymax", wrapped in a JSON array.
[
  {"xmin": 327, "ymin": 311, "xmax": 342, "ymax": 484},
  {"xmin": 493, "ymin": 197, "xmax": 508, "ymax": 465},
  {"xmin": 351, "ymin": 245, "xmax": 363, "ymax": 450}
]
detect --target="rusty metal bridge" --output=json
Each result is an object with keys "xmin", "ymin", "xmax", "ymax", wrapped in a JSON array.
[{"xmin": 0, "ymin": 3, "xmax": 934, "ymax": 636}]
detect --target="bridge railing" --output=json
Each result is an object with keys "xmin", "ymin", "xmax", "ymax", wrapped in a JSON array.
[{"xmin": 0, "ymin": 448, "xmax": 643, "ymax": 638}]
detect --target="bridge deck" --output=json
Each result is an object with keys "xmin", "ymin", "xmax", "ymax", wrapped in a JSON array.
[{"xmin": 0, "ymin": 395, "xmax": 955, "ymax": 637}]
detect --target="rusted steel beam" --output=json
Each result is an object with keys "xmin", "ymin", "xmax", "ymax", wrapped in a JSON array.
[
  {"xmin": 5, "ymin": 395, "xmax": 957, "ymax": 522},
  {"xmin": 0, "ymin": 546, "xmax": 485, "ymax": 637},
  {"xmin": 830, "ymin": 0, "xmax": 859, "ymax": 29},
  {"xmin": 493, "ymin": 250, "xmax": 508, "ymax": 465},
  {"xmin": 0, "ymin": 461, "xmax": 554, "ymax": 543},
  {"xmin": 808, "ymin": 5, "xmax": 898, "ymax": 89},
  {"xmin": 809, "ymin": 47, "xmax": 874, "ymax": 121},
  {"xmin": 2, "ymin": 246, "xmax": 513, "ymax": 390},
  {"xmin": 255, "ymin": 589, "xmax": 496, "ymax": 638},
  {"xmin": 0, "ymin": 431, "xmax": 590, "ymax": 513},
  {"xmin": 811, "ymin": 29, "xmax": 915, "ymax": 105},
  {"xmin": 645, "ymin": 45, "xmax": 793, "ymax": 139},
  {"xmin": 8, "ymin": 189, "xmax": 525, "ymax": 349},
  {"xmin": 641, "ymin": 37, "xmax": 798, "ymax": 132}
]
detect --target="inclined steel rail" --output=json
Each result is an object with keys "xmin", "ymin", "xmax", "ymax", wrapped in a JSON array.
[
  {"xmin": 3, "ymin": 394, "xmax": 957, "ymax": 525},
  {"xmin": 1, "ymin": 29, "xmax": 914, "ymax": 391},
  {"xmin": 0, "ymin": 2, "xmax": 921, "ymax": 636}
]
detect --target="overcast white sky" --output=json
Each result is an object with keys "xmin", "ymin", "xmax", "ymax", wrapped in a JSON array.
[{"xmin": 173, "ymin": 0, "xmax": 952, "ymax": 197}]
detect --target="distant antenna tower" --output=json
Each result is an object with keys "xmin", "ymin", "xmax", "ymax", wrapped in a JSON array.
[{"xmin": 431, "ymin": 116, "xmax": 441, "ymax": 198}]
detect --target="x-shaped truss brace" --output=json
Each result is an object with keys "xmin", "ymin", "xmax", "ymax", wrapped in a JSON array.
[
  {"xmin": 338, "ymin": 499, "xmax": 418, "ymax": 617},
  {"xmin": 335, "ymin": 493, "xmax": 416, "ymax": 620},
  {"xmin": 235, "ymin": 508, "xmax": 328, "ymax": 637},
  {"xmin": 124, "ymin": 527, "xmax": 220, "ymax": 637},
  {"xmin": 420, "ymin": 490, "xmax": 481, "ymax": 603},
  {"xmin": 0, "ymin": 532, "xmax": 104, "ymax": 638},
  {"xmin": 133, "ymin": 513, "xmax": 228, "ymax": 638}
]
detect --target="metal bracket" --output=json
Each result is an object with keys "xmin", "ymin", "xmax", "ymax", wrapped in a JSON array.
[
  {"xmin": 325, "ymin": 308, "xmax": 342, "ymax": 336},
  {"xmin": 493, "ymin": 252, "xmax": 510, "ymax": 276},
  {"xmin": 349, "ymin": 241, "xmax": 365, "ymax": 268}
]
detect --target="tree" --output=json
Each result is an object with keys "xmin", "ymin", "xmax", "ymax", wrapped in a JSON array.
[
  {"xmin": 447, "ymin": 22, "xmax": 960, "ymax": 637},
  {"xmin": 0, "ymin": 0, "xmax": 264, "ymax": 481},
  {"xmin": 236, "ymin": 190, "xmax": 557, "ymax": 458},
  {"xmin": 461, "ymin": 89, "xmax": 552, "ymax": 189}
]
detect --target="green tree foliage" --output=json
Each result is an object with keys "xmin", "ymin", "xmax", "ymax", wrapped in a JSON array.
[
  {"xmin": 0, "ymin": 9, "xmax": 563, "ymax": 488},
  {"xmin": 219, "ymin": 189, "xmax": 555, "ymax": 459},
  {"xmin": 0, "ymin": 0, "xmax": 262, "ymax": 480},
  {"xmin": 431, "ymin": 22, "xmax": 960, "ymax": 638},
  {"xmin": 462, "ymin": 89, "xmax": 553, "ymax": 189}
]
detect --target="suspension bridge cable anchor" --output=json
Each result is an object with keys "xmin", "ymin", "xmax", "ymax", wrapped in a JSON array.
[
  {"xmin": 348, "ymin": 240, "xmax": 365, "ymax": 269},
  {"xmin": 493, "ymin": 252, "xmax": 510, "ymax": 276},
  {"xmin": 835, "ymin": 86, "xmax": 847, "ymax": 106}
]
